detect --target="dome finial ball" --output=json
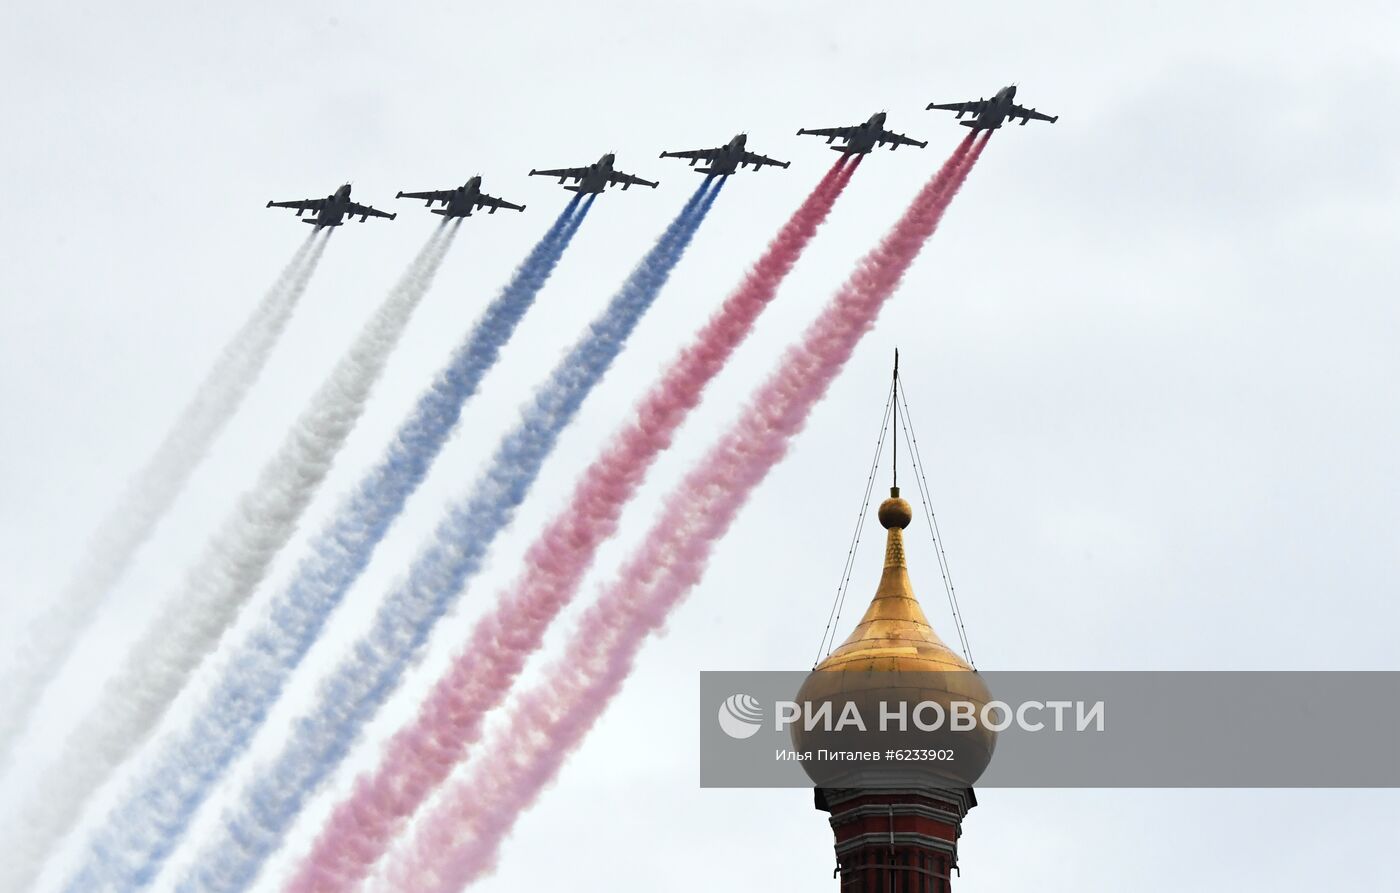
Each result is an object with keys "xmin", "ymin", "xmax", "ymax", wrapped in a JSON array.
[{"xmin": 877, "ymin": 486, "xmax": 913, "ymax": 530}]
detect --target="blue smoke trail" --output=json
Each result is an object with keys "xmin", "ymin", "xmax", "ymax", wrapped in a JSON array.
[
  {"xmin": 178, "ymin": 178, "xmax": 723, "ymax": 893},
  {"xmin": 62, "ymin": 199, "xmax": 590, "ymax": 893}
]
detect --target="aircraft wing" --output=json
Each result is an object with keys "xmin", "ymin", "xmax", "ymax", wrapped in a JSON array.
[
  {"xmin": 740, "ymin": 150, "xmax": 790, "ymax": 169},
  {"xmin": 609, "ymin": 169, "xmax": 659, "ymax": 189},
  {"xmin": 660, "ymin": 147, "xmax": 719, "ymax": 162},
  {"xmin": 1008, "ymin": 103, "xmax": 1058, "ymax": 123},
  {"xmin": 878, "ymin": 129, "xmax": 928, "ymax": 149},
  {"xmin": 531, "ymin": 166, "xmax": 588, "ymax": 181},
  {"xmin": 347, "ymin": 201, "xmax": 395, "ymax": 220},
  {"xmin": 926, "ymin": 99, "xmax": 990, "ymax": 116},
  {"xmin": 798, "ymin": 125, "xmax": 857, "ymax": 141},
  {"xmin": 398, "ymin": 189, "xmax": 454, "ymax": 206},
  {"xmin": 267, "ymin": 198, "xmax": 326, "ymax": 211},
  {"xmin": 475, "ymin": 192, "xmax": 526, "ymax": 213}
]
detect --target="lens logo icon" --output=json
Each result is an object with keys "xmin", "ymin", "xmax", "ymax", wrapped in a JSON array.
[{"xmin": 718, "ymin": 693, "xmax": 764, "ymax": 740}]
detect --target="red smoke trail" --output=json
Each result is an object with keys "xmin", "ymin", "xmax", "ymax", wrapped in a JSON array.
[
  {"xmin": 286, "ymin": 159, "xmax": 859, "ymax": 893},
  {"xmin": 379, "ymin": 134, "xmax": 987, "ymax": 893}
]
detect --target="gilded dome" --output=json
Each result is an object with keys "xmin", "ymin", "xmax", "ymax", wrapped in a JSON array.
[
  {"xmin": 793, "ymin": 487, "xmax": 995, "ymax": 788},
  {"xmin": 812, "ymin": 488, "xmax": 972, "ymax": 676}
]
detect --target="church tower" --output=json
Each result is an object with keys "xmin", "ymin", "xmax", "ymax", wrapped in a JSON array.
[{"xmin": 795, "ymin": 483, "xmax": 994, "ymax": 891}]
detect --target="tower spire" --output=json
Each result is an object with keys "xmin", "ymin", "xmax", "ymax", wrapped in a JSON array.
[
  {"xmin": 891, "ymin": 348, "xmax": 899, "ymax": 493},
  {"xmin": 796, "ymin": 352, "xmax": 994, "ymax": 890}
]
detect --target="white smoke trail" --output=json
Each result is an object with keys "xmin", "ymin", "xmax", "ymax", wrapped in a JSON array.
[
  {"xmin": 0, "ymin": 223, "xmax": 459, "ymax": 893},
  {"xmin": 0, "ymin": 234, "xmax": 326, "ymax": 767}
]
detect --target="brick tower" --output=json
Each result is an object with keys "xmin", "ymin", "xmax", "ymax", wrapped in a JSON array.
[{"xmin": 814, "ymin": 786, "xmax": 975, "ymax": 891}]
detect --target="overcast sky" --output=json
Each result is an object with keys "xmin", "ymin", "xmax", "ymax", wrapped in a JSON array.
[{"xmin": 2, "ymin": 2, "xmax": 1398, "ymax": 890}]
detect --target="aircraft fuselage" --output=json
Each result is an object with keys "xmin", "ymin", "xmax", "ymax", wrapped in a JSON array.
[
  {"xmin": 531, "ymin": 153, "xmax": 655, "ymax": 193},
  {"xmin": 930, "ymin": 84, "xmax": 1056, "ymax": 131},
  {"xmin": 839, "ymin": 114, "xmax": 888, "ymax": 154},
  {"xmin": 568, "ymin": 155, "xmax": 616, "ymax": 194},
  {"xmin": 965, "ymin": 86, "xmax": 1017, "ymax": 131},
  {"xmin": 269, "ymin": 182, "xmax": 394, "ymax": 226},
  {"xmin": 702, "ymin": 135, "xmax": 749, "ymax": 175},
  {"xmin": 440, "ymin": 177, "xmax": 485, "ymax": 217},
  {"xmin": 311, "ymin": 184, "xmax": 354, "ymax": 227}
]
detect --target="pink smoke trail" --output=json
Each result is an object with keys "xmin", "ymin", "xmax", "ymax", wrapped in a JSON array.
[
  {"xmin": 285, "ymin": 159, "xmax": 859, "ymax": 893},
  {"xmin": 379, "ymin": 134, "xmax": 988, "ymax": 893}
]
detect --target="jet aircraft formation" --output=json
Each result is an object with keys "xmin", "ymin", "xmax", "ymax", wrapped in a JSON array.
[{"xmin": 265, "ymin": 85, "xmax": 1057, "ymax": 226}]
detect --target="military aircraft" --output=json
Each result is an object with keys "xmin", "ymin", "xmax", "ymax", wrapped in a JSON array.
[
  {"xmin": 927, "ymin": 85, "xmax": 1058, "ymax": 131},
  {"xmin": 796, "ymin": 112, "xmax": 927, "ymax": 154},
  {"xmin": 528, "ymin": 153, "xmax": 658, "ymax": 193},
  {"xmin": 265, "ymin": 183, "xmax": 395, "ymax": 226},
  {"xmin": 659, "ymin": 133, "xmax": 789, "ymax": 176},
  {"xmin": 396, "ymin": 176, "xmax": 525, "ymax": 217}
]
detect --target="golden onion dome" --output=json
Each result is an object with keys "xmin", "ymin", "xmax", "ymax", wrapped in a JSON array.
[
  {"xmin": 794, "ymin": 486, "xmax": 996, "ymax": 788},
  {"xmin": 812, "ymin": 488, "xmax": 973, "ymax": 676}
]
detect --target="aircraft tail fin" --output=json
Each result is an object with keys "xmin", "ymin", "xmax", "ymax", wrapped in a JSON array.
[
  {"xmin": 959, "ymin": 120, "xmax": 979, "ymax": 129},
  {"xmin": 563, "ymin": 185, "xmax": 583, "ymax": 193}
]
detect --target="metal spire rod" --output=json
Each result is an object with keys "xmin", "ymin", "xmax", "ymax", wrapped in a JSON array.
[{"xmin": 892, "ymin": 348, "xmax": 899, "ymax": 491}]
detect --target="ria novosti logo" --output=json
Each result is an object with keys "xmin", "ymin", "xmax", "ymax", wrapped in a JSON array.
[
  {"xmin": 717, "ymin": 693, "xmax": 764, "ymax": 739},
  {"xmin": 716, "ymin": 692, "xmax": 1106, "ymax": 737}
]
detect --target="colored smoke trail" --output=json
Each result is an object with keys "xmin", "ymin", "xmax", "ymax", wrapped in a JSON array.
[
  {"xmin": 287, "ymin": 160, "xmax": 858, "ymax": 893},
  {"xmin": 0, "ymin": 234, "xmax": 326, "ymax": 768},
  {"xmin": 0, "ymin": 224, "xmax": 458, "ymax": 893},
  {"xmin": 60, "ymin": 201, "xmax": 590, "ymax": 892},
  {"xmin": 178, "ymin": 179, "xmax": 724, "ymax": 893},
  {"xmin": 383, "ymin": 135, "xmax": 988, "ymax": 893}
]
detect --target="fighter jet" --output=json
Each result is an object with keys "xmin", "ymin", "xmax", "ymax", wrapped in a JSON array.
[
  {"xmin": 396, "ymin": 176, "xmax": 525, "ymax": 218},
  {"xmin": 796, "ymin": 112, "xmax": 927, "ymax": 154},
  {"xmin": 528, "ymin": 153, "xmax": 658, "ymax": 193},
  {"xmin": 266, "ymin": 183, "xmax": 395, "ymax": 226},
  {"xmin": 659, "ymin": 133, "xmax": 789, "ymax": 176},
  {"xmin": 927, "ymin": 85, "xmax": 1058, "ymax": 131}
]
